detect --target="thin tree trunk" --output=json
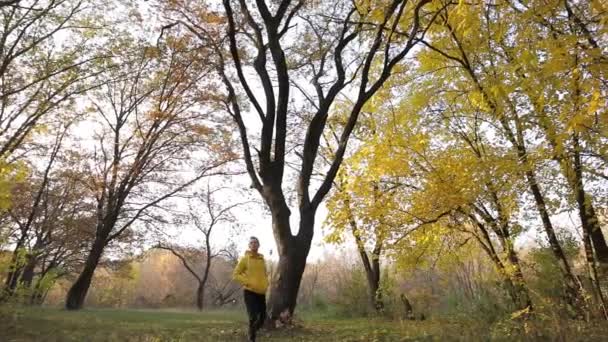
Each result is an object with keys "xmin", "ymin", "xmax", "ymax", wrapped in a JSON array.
[
  {"xmin": 65, "ymin": 234, "xmax": 106, "ymax": 310},
  {"xmin": 445, "ymin": 13, "xmax": 582, "ymax": 314},
  {"xmin": 468, "ymin": 212, "xmax": 532, "ymax": 311},
  {"xmin": 525, "ymin": 169, "xmax": 587, "ymax": 316},
  {"xmin": 3, "ymin": 237, "xmax": 27, "ymax": 294},
  {"xmin": 400, "ymin": 293, "xmax": 415, "ymax": 320},
  {"xmin": 500, "ymin": 113, "xmax": 586, "ymax": 316},
  {"xmin": 359, "ymin": 248, "xmax": 382, "ymax": 311},
  {"xmin": 446, "ymin": 15, "xmax": 586, "ymax": 315},
  {"xmin": 196, "ymin": 282, "xmax": 205, "ymax": 311},
  {"xmin": 29, "ymin": 260, "xmax": 54, "ymax": 305},
  {"xmin": 573, "ymin": 136, "xmax": 608, "ymax": 318},
  {"xmin": 581, "ymin": 198, "xmax": 608, "ymax": 266},
  {"xmin": 197, "ymin": 232, "xmax": 213, "ymax": 311},
  {"xmin": 488, "ymin": 191, "xmax": 533, "ymax": 312},
  {"xmin": 30, "ymin": 275, "xmax": 46, "ymax": 305},
  {"xmin": 538, "ymin": 116, "xmax": 608, "ymax": 268},
  {"xmin": 582, "ymin": 222, "xmax": 608, "ymax": 319},
  {"xmin": 4, "ymin": 266, "xmax": 23, "ymax": 296},
  {"xmin": 505, "ymin": 244, "xmax": 533, "ymax": 312},
  {"xmin": 571, "ymin": 135, "xmax": 608, "ymax": 266},
  {"xmin": 344, "ymin": 193, "xmax": 383, "ymax": 312}
]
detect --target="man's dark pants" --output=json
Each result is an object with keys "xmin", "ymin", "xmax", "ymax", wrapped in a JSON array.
[{"xmin": 244, "ymin": 289, "xmax": 266, "ymax": 341}]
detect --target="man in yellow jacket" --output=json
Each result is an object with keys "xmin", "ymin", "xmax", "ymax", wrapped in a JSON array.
[{"xmin": 233, "ymin": 236, "xmax": 268, "ymax": 342}]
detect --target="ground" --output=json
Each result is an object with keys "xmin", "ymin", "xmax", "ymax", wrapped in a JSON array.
[{"xmin": 0, "ymin": 306, "xmax": 606, "ymax": 341}]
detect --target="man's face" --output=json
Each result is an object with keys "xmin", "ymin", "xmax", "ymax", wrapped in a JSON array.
[{"xmin": 249, "ymin": 239, "xmax": 259, "ymax": 252}]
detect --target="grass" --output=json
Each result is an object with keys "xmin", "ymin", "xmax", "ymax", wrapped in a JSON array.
[{"xmin": 0, "ymin": 305, "xmax": 606, "ymax": 341}]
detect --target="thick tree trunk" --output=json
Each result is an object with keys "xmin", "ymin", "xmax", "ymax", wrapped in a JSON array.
[
  {"xmin": 19, "ymin": 256, "xmax": 37, "ymax": 288},
  {"xmin": 267, "ymin": 245, "xmax": 309, "ymax": 320},
  {"xmin": 267, "ymin": 208, "xmax": 313, "ymax": 322},
  {"xmin": 65, "ymin": 235, "xmax": 106, "ymax": 310}
]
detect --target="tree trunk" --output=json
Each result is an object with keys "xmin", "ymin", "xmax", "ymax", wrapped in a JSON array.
[
  {"xmin": 502, "ymin": 114, "xmax": 585, "ymax": 315},
  {"xmin": 582, "ymin": 220, "xmax": 608, "ymax": 319},
  {"xmin": 505, "ymin": 245, "xmax": 533, "ymax": 312},
  {"xmin": 267, "ymin": 245, "xmax": 309, "ymax": 321},
  {"xmin": 359, "ymin": 249, "xmax": 382, "ymax": 312},
  {"xmin": 571, "ymin": 135, "xmax": 608, "ymax": 267},
  {"xmin": 581, "ymin": 198, "xmax": 608, "ymax": 265},
  {"xmin": 196, "ymin": 233, "xmax": 212, "ymax": 311},
  {"xmin": 572, "ymin": 137, "xmax": 608, "ymax": 318},
  {"xmin": 525, "ymin": 170, "xmax": 587, "ymax": 316},
  {"xmin": 19, "ymin": 256, "xmax": 37, "ymax": 288},
  {"xmin": 367, "ymin": 271, "xmax": 383, "ymax": 311},
  {"xmin": 3, "ymin": 265, "xmax": 22, "ymax": 296},
  {"xmin": 469, "ymin": 212, "xmax": 532, "ymax": 312},
  {"xmin": 196, "ymin": 281, "xmax": 205, "ymax": 311},
  {"xmin": 486, "ymin": 191, "xmax": 534, "ymax": 313},
  {"xmin": 65, "ymin": 234, "xmax": 106, "ymax": 310},
  {"xmin": 267, "ymin": 207, "xmax": 313, "ymax": 322},
  {"xmin": 3, "ymin": 237, "xmax": 27, "ymax": 295},
  {"xmin": 586, "ymin": 203, "xmax": 608, "ymax": 264},
  {"xmin": 30, "ymin": 277, "xmax": 46, "ymax": 305},
  {"xmin": 29, "ymin": 261, "xmax": 54, "ymax": 305},
  {"xmin": 400, "ymin": 293, "xmax": 415, "ymax": 320},
  {"xmin": 345, "ymin": 193, "xmax": 383, "ymax": 312}
]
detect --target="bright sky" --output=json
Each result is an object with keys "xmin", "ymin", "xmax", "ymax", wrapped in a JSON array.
[
  {"xmin": 34, "ymin": 0, "xmax": 606, "ymax": 266},
  {"xmin": 164, "ymin": 172, "xmax": 334, "ymax": 263}
]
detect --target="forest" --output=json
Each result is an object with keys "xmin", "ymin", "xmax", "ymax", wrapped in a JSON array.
[{"xmin": 1, "ymin": 0, "xmax": 608, "ymax": 341}]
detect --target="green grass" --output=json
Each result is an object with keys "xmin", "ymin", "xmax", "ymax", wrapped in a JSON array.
[{"xmin": 0, "ymin": 306, "xmax": 606, "ymax": 341}]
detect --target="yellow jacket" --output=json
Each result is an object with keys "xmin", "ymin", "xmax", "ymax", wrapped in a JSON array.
[{"xmin": 233, "ymin": 251, "xmax": 269, "ymax": 295}]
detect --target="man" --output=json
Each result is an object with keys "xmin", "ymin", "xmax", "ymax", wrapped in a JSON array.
[{"xmin": 233, "ymin": 236, "xmax": 269, "ymax": 342}]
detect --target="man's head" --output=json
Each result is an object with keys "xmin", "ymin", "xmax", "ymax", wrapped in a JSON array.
[{"xmin": 248, "ymin": 236, "xmax": 260, "ymax": 253}]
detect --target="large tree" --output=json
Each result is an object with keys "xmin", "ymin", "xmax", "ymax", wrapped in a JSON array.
[
  {"xmin": 162, "ymin": 0, "xmax": 442, "ymax": 320},
  {"xmin": 64, "ymin": 35, "xmax": 233, "ymax": 309}
]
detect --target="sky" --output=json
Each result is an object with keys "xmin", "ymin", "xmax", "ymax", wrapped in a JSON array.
[
  {"xmin": 18, "ymin": 0, "xmax": 606, "ymax": 267},
  {"xmin": 166, "ymin": 173, "xmax": 336, "ymax": 263}
]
